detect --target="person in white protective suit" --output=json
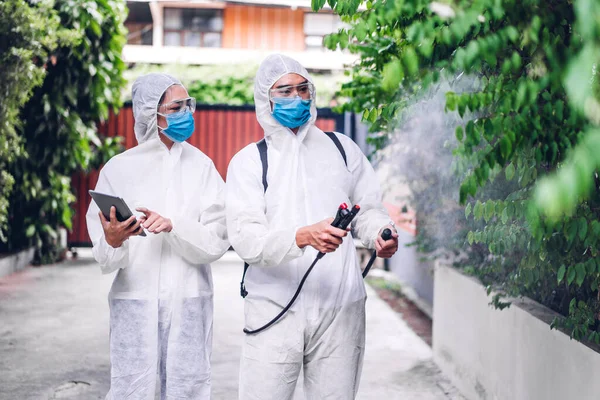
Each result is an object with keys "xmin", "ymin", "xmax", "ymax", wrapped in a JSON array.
[
  {"xmin": 86, "ymin": 73, "xmax": 229, "ymax": 400},
  {"xmin": 226, "ymin": 54, "xmax": 399, "ymax": 400}
]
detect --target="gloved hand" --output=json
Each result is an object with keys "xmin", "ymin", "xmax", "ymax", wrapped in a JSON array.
[
  {"xmin": 99, "ymin": 206, "xmax": 144, "ymax": 248},
  {"xmin": 375, "ymin": 225, "xmax": 399, "ymax": 258},
  {"xmin": 296, "ymin": 218, "xmax": 349, "ymax": 253},
  {"xmin": 136, "ymin": 207, "xmax": 173, "ymax": 234}
]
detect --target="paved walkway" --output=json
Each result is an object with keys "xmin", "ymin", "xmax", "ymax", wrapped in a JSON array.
[{"xmin": 0, "ymin": 250, "xmax": 461, "ymax": 400}]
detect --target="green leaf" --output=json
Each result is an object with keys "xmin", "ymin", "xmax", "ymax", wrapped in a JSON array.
[
  {"xmin": 465, "ymin": 203, "xmax": 472, "ymax": 218},
  {"xmin": 575, "ymin": 263, "xmax": 586, "ymax": 287},
  {"xmin": 557, "ymin": 265, "xmax": 566, "ymax": 283},
  {"xmin": 586, "ymin": 259, "xmax": 596, "ymax": 275},
  {"xmin": 507, "ymin": 202, "xmax": 515, "ymax": 217},
  {"xmin": 362, "ymin": 109, "xmax": 370, "ymax": 122},
  {"xmin": 506, "ymin": 26, "xmax": 519, "ymax": 42},
  {"xmin": 419, "ymin": 38, "xmax": 434, "ymax": 59},
  {"xmin": 466, "ymin": 120, "xmax": 475, "ymax": 140},
  {"xmin": 382, "ymin": 59, "xmax": 404, "ymax": 92},
  {"xmin": 62, "ymin": 207, "xmax": 73, "ymax": 229},
  {"xmin": 402, "ymin": 47, "xmax": 419, "ymax": 76},
  {"xmin": 567, "ymin": 266, "xmax": 576, "ymax": 285},
  {"xmin": 501, "ymin": 208, "xmax": 509, "ymax": 224},
  {"xmin": 569, "ymin": 297, "xmax": 577, "ymax": 312},
  {"xmin": 26, "ymin": 225, "xmax": 36, "ymax": 238},
  {"xmin": 368, "ymin": 108, "xmax": 378, "ymax": 123},
  {"xmin": 458, "ymin": 100, "xmax": 467, "ymax": 118},
  {"xmin": 505, "ymin": 163, "xmax": 515, "ymax": 181},
  {"xmin": 456, "ymin": 126, "xmax": 464, "ymax": 141},
  {"xmin": 500, "ymin": 136, "xmax": 512, "ymax": 159},
  {"xmin": 474, "ymin": 200, "xmax": 483, "ymax": 219},
  {"xmin": 484, "ymin": 201, "xmax": 495, "ymax": 222},
  {"xmin": 354, "ymin": 22, "xmax": 368, "ymax": 42},
  {"xmin": 592, "ymin": 220, "xmax": 600, "ymax": 237},
  {"xmin": 446, "ymin": 92, "xmax": 457, "ymax": 111},
  {"xmin": 565, "ymin": 222, "xmax": 578, "ymax": 246},
  {"xmin": 511, "ymin": 52, "xmax": 522, "ymax": 71},
  {"xmin": 311, "ymin": 0, "xmax": 327, "ymax": 11}
]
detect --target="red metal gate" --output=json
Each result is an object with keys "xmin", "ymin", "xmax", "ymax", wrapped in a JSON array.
[{"xmin": 68, "ymin": 104, "xmax": 341, "ymax": 246}]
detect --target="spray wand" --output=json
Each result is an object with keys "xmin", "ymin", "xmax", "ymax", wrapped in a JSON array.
[{"xmin": 243, "ymin": 203, "xmax": 392, "ymax": 335}]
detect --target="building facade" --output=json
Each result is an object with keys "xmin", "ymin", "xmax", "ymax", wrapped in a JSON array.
[{"xmin": 124, "ymin": 0, "xmax": 355, "ymax": 70}]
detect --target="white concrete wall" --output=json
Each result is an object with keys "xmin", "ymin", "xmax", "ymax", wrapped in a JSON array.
[
  {"xmin": 0, "ymin": 248, "xmax": 34, "ymax": 278},
  {"xmin": 433, "ymin": 264, "xmax": 600, "ymax": 400},
  {"xmin": 388, "ymin": 229, "xmax": 434, "ymax": 309}
]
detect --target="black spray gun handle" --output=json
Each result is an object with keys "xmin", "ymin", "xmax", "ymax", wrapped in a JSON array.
[
  {"xmin": 317, "ymin": 203, "xmax": 361, "ymax": 260},
  {"xmin": 381, "ymin": 228, "xmax": 393, "ymax": 241},
  {"xmin": 362, "ymin": 227, "xmax": 394, "ymax": 278}
]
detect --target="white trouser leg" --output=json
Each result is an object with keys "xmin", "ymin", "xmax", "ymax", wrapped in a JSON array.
[
  {"xmin": 302, "ymin": 299, "xmax": 367, "ymax": 400},
  {"xmin": 239, "ymin": 298, "xmax": 304, "ymax": 400}
]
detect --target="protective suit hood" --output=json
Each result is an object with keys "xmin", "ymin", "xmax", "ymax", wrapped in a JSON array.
[
  {"xmin": 254, "ymin": 54, "xmax": 317, "ymax": 141},
  {"xmin": 132, "ymin": 73, "xmax": 182, "ymax": 144}
]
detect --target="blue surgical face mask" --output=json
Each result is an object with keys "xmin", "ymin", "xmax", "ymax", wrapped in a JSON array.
[
  {"xmin": 160, "ymin": 109, "xmax": 195, "ymax": 143},
  {"xmin": 271, "ymin": 97, "xmax": 312, "ymax": 129}
]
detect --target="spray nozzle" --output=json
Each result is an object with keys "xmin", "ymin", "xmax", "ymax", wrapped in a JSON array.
[{"xmin": 381, "ymin": 228, "xmax": 393, "ymax": 241}]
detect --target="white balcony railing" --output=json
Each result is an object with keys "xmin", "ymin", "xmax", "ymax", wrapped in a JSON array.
[{"xmin": 122, "ymin": 44, "xmax": 357, "ymax": 70}]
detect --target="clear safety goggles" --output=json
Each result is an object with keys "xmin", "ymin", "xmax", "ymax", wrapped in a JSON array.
[
  {"xmin": 269, "ymin": 82, "xmax": 315, "ymax": 101},
  {"xmin": 157, "ymin": 97, "xmax": 196, "ymax": 116}
]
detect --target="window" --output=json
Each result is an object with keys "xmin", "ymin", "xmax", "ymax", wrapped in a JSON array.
[
  {"xmin": 303, "ymin": 13, "xmax": 346, "ymax": 51},
  {"xmin": 125, "ymin": 1, "xmax": 153, "ymax": 45},
  {"xmin": 163, "ymin": 8, "xmax": 223, "ymax": 48}
]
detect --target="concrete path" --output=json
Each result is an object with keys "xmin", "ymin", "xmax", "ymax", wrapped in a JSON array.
[{"xmin": 0, "ymin": 250, "xmax": 460, "ymax": 400}]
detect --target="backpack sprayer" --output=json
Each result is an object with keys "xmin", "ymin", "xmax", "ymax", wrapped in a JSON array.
[{"xmin": 243, "ymin": 203, "xmax": 393, "ymax": 335}]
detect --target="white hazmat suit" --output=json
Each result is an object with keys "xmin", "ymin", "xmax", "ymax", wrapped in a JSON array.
[
  {"xmin": 226, "ymin": 54, "xmax": 392, "ymax": 399},
  {"xmin": 86, "ymin": 73, "xmax": 229, "ymax": 400}
]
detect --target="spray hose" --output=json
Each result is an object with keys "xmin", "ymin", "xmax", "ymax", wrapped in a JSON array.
[{"xmin": 243, "ymin": 203, "xmax": 393, "ymax": 335}]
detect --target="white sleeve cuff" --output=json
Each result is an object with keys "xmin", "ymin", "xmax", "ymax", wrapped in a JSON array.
[
  {"xmin": 101, "ymin": 235, "xmax": 130, "ymax": 253},
  {"xmin": 288, "ymin": 226, "xmax": 307, "ymax": 258}
]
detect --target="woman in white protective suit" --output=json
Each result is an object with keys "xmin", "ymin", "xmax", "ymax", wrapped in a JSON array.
[
  {"xmin": 226, "ymin": 54, "xmax": 399, "ymax": 399},
  {"xmin": 86, "ymin": 73, "xmax": 229, "ymax": 400}
]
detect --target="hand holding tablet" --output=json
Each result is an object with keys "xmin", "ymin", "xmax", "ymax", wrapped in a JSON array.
[{"xmin": 89, "ymin": 191, "xmax": 147, "ymax": 246}]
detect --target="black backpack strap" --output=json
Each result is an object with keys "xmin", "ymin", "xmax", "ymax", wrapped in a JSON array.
[
  {"xmin": 324, "ymin": 131, "xmax": 347, "ymax": 166},
  {"xmin": 257, "ymin": 138, "xmax": 268, "ymax": 193},
  {"xmin": 241, "ymin": 138, "xmax": 269, "ymax": 298},
  {"xmin": 241, "ymin": 262, "xmax": 249, "ymax": 298}
]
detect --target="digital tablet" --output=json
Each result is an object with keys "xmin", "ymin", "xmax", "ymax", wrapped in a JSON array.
[{"xmin": 89, "ymin": 190, "xmax": 146, "ymax": 237}]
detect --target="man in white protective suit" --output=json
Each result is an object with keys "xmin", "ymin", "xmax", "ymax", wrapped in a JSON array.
[
  {"xmin": 86, "ymin": 73, "xmax": 229, "ymax": 400},
  {"xmin": 226, "ymin": 54, "xmax": 399, "ymax": 399}
]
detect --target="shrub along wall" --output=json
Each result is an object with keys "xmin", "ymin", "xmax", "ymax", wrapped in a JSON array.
[
  {"xmin": 313, "ymin": 0, "xmax": 600, "ymax": 342},
  {"xmin": 0, "ymin": 0, "xmax": 63, "ymax": 243},
  {"xmin": 0, "ymin": 0, "xmax": 127, "ymax": 264}
]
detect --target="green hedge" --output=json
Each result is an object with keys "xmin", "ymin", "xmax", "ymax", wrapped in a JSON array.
[
  {"xmin": 188, "ymin": 76, "xmax": 255, "ymax": 106},
  {"xmin": 315, "ymin": 0, "xmax": 600, "ymax": 342},
  {"xmin": 0, "ymin": 0, "xmax": 65, "ymax": 243},
  {"xmin": 1, "ymin": 0, "xmax": 126, "ymax": 264}
]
